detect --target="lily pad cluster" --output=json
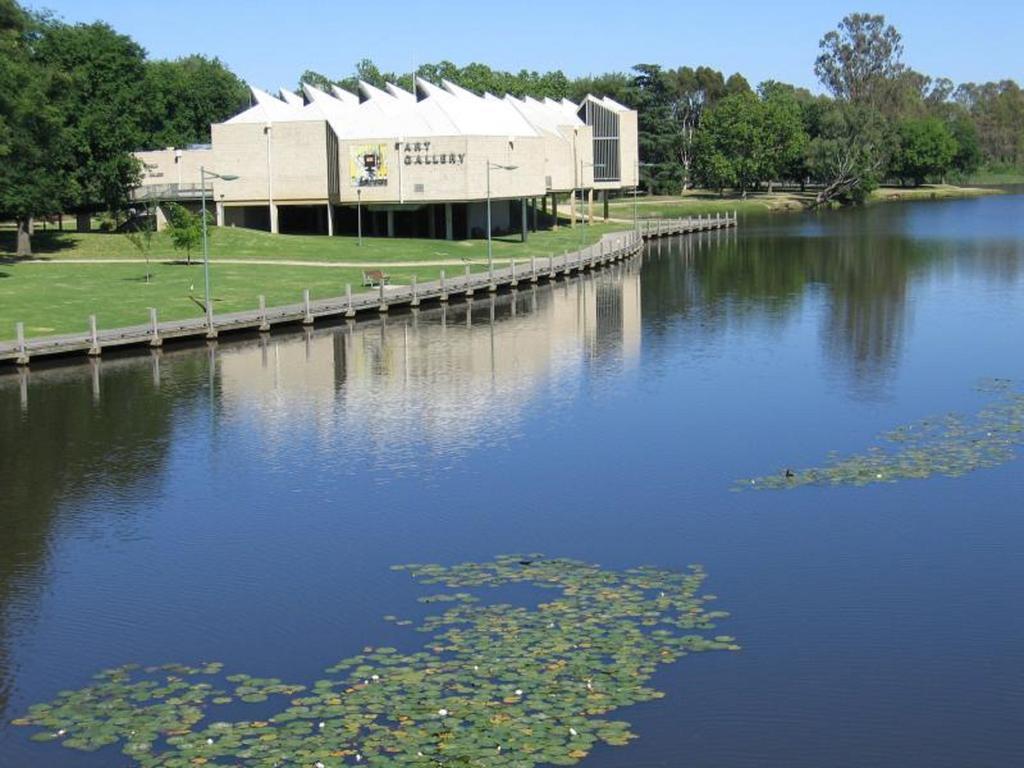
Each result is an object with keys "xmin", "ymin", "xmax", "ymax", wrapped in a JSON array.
[
  {"xmin": 739, "ymin": 379, "xmax": 1024, "ymax": 490},
  {"xmin": 13, "ymin": 555, "xmax": 738, "ymax": 767}
]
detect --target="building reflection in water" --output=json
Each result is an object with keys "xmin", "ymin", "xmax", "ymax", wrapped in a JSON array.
[{"xmin": 215, "ymin": 262, "xmax": 642, "ymax": 457}]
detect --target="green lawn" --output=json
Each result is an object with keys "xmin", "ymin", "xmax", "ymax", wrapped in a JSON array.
[
  {"xmin": 0, "ymin": 223, "xmax": 617, "ymax": 264},
  {"xmin": 0, "ymin": 224, "xmax": 623, "ymax": 340}
]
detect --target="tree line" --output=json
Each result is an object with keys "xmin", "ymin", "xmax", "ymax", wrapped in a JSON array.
[
  {"xmin": 4, "ymin": 1, "xmax": 1023, "ymax": 256},
  {"xmin": 303, "ymin": 15, "xmax": 1022, "ymax": 206},
  {"xmin": 1, "ymin": 0, "xmax": 248, "ymax": 254}
]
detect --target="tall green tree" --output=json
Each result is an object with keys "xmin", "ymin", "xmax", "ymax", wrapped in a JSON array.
[
  {"xmin": 692, "ymin": 87, "xmax": 807, "ymax": 194},
  {"xmin": 955, "ymin": 80, "xmax": 1024, "ymax": 168},
  {"xmin": 633, "ymin": 64, "xmax": 682, "ymax": 194},
  {"xmin": 0, "ymin": 0, "xmax": 72, "ymax": 256},
  {"xmin": 758, "ymin": 82, "xmax": 809, "ymax": 190},
  {"xmin": 890, "ymin": 117, "xmax": 957, "ymax": 185},
  {"xmin": 143, "ymin": 55, "xmax": 249, "ymax": 148},
  {"xmin": 663, "ymin": 66, "xmax": 726, "ymax": 187},
  {"xmin": 947, "ymin": 111, "xmax": 982, "ymax": 176},
  {"xmin": 34, "ymin": 19, "xmax": 147, "ymax": 230},
  {"xmin": 692, "ymin": 92, "xmax": 763, "ymax": 193}
]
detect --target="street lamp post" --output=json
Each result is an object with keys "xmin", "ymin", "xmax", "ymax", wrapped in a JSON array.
[
  {"xmin": 356, "ymin": 188, "xmax": 363, "ymax": 247},
  {"xmin": 486, "ymin": 160, "xmax": 518, "ymax": 271},
  {"xmin": 200, "ymin": 166, "xmax": 239, "ymax": 337}
]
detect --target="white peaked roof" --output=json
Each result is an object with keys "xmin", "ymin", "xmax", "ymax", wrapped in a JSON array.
[
  {"xmin": 385, "ymin": 82, "xmax": 416, "ymax": 102},
  {"xmin": 279, "ymin": 88, "xmax": 305, "ymax": 107},
  {"xmin": 225, "ymin": 87, "xmax": 309, "ymax": 124},
  {"xmin": 330, "ymin": 85, "xmax": 360, "ymax": 105},
  {"xmin": 580, "ymin": 93, "xmax": 630, "ymax": 113},
  {"xmin": 501, "ymin": 94, "xmax": 584, "ymax": 139},
  {"xmin": 223, "ymin": 80, "xmax": 616, "ymax": 139}
]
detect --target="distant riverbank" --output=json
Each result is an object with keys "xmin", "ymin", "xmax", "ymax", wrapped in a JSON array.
[{"xmin": 606, "ymin": 184, "xmax": 1003, "ymax": 219}]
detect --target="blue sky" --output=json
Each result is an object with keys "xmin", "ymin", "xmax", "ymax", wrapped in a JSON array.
[{"xmin": 29, "ymin": 0, "xmax": 1024, "ymax": 93}]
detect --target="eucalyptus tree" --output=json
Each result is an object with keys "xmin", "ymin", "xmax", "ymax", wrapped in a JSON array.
[{"xmin": 814, "ymin": 13, "xmax": 904, "ymax": 109}]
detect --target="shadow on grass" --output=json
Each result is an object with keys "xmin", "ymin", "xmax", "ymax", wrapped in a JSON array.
[
  {"xmin": 0, "ymin": 230, "xmax": 81, "ymax": 257},
  {"xmin": 0, "ymin": 271, "xmax": 9, "ymax": 278}
]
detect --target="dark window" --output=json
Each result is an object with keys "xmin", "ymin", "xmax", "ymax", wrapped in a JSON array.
[{"xmin": 578, "ymin": 99, "xmax": 620, "ymax": 182}]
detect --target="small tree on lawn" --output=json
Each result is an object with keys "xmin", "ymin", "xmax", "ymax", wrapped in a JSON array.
[
  {"xmin": 164, "ymin": 202, "xmax": 203, "ymax": 265},
  {"xmin": 124, "ymin": 203, "xmax": 155, "ymax": 282}
]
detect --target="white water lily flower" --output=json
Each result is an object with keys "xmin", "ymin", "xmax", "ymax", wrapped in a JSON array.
[
  {"xmin": 438, "ymin": 708, "xmax": 449, "ymax": 716},
  {"xmin": 569, "ymin": 727, "xmax": 578, "ymax": 737},
  {"xmin": 514, "ymin": 689, "xmax": 523, "ymax": 696}
]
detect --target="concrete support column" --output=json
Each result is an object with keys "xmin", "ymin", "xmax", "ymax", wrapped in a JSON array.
[
  {"xmin": 521, "ymin": 198, "xmax": 527, "ymax": 243},
  {"xmin": 445, "ymin": 203, "xmax": 453, "ymax": 240},
  {"xmin": 569, "ymin": 191, "xmax": 575, "ymax": 228},
  {"xmin": 587, "ymin": 188, "xmax": 594, "ymax": 224},
  {"xmin": 386, "ymin": 210, "xmax": 395, "ymax": 238},
  {"xmin": 269, "ymin": 203, "xmax": 279, "ymax": 234},
  {"xmin": 602, "ymin": 191, "xmax": 609, "ymax": 221},
  {"xmin": 327, "ymin": 204, "xmax": 334, "ymax": 236},
  {"xmin": 216, "ymin": 202, "xmax": 225, "ymax": 227}
]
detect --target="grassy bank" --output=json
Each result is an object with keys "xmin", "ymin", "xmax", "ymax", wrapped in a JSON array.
[
  {"xmin": 605, "ymin": 190, "xmax": 812, "ymax": 220},
  {"xmin": 0, "ymin": 224, "xmax": 621, "ymax": 340},
  {"xmin": 606, "ymin": 183, "xmax": 1002, "ymax": 220},
  {"xmin": 867, "ymin": 184, "xmax": 1002, "ymax": 203}
]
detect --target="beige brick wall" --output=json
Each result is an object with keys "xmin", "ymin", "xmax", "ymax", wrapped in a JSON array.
[
  {"xmin": 135, "ymin": 147, "xmax": 212, "ymax": 189},
  {"xmin": 211, "ymin": 120, "xmax": 331, "ymax": 204}
]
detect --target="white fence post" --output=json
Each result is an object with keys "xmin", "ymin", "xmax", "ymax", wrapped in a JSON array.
[
  {"xmin": 88, "ymin": 314, "xmax": 101, "ymax": 356},
  {"xmin": 303, "ymin": 289, "xmax": 314, "ymax": 325},
  {"xmin": 258, "ymin": 295, "xmax": 270, "ymax": 331}
]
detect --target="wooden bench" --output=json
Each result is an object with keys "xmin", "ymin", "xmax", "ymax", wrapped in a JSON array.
[{"xmin": 362, "ymin": 270, "xmax": 390, "ymax": 287}]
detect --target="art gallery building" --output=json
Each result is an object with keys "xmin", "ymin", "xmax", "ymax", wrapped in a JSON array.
[{"xmin": 133, "ymin": 78, "xmax": 638, "ymax": 240}]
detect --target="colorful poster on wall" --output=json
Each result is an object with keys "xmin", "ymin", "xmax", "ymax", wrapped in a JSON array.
[{"xmin": 350, "ymin": 145, "xmax": 389, "ymax": 187}]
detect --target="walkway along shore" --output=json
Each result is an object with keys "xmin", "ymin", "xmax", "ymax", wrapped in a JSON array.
[{"xmin": 0, "ymin": 214, "xmax": 737, "ymax": 366}]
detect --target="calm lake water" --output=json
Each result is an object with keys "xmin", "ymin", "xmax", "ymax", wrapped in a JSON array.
[{"xmin": 2, "ymin": 192, "xmax": 1023, "ymax": 767}]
